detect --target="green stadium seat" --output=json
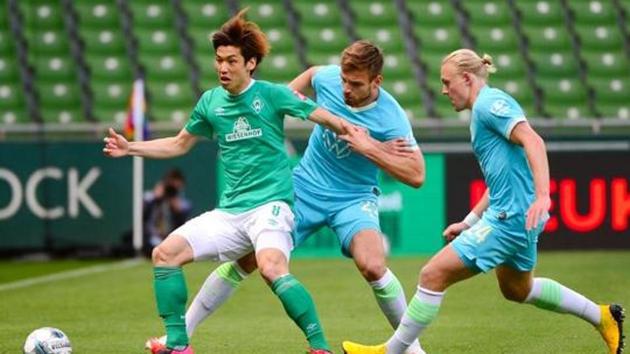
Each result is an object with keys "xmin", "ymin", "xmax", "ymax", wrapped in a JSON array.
[
  {"xmin": 590, "ymin": 78, "xmax": 630, "ymax": 108},
  {"xmin": 302, "ymin": 27, "xmax": 350, "ymax": 54},
  {"xmin": 356, "ymin": 26, "xmax": 406, "ymax": 53},
  {"xmin": 405, "ymin": 105, "xmax": 428, "ymax": 120},
  {"xmin": 414, "ymin": 26, "xmax": 462, "ymax": 52},
  {"xmin": 41, "ymin": 108, "xmax": 83, "ymax": 124},
  {"xmin": 545, "ymin": 103, "xmax": 593, "ymax": 120},
  {"xmin": 434, "ymin": 98, "xmax": 466, "ymax": 120},
  {"xmin": 582, "ymin": 51, "xmax": 630, "ymax": 79},
  {"xmin": 75, "ymin": 2, "xmax": 120, "ymax": 29},
  {"xmin": 597, "ymin": 104, "xmax": 630, "ymax": 119},
  {"xmin": 569, "ymin": 0, "xmax": 616, "ymax": 25},
  {"xmin": 129, "ymin": 3, "xmax": 174, "ymax": 28},
  {"xmin": 461, "ymin": 0, "xmax": 513, "ymax": 26},
  {"xmin": 574, "ymin": 25, "xmax": 624, "ymax": 52},
  {"xmin": 135, "ymin": 29, "xmax": 180, "ymax": 55},
  {"xmin": 293, "ymin": 0, "xmax": 342, "ymax": 27},
  {"xmin": 491, "ymin": 52, "xmax": 528, "ymax": 81},
  {"xmin": 140, "ymin": 55, "xmax": 189, "ymax": 81},
  {"xmin": 148, "ymin": 81, "xmax": 195, "ymax": 107},
  {"xmin": 27, "ymin": 30, "xmax": 70, "ymax": 56},
  {"xmin": 80, "ymin": 29, "xmax": 127, "ymax": 55},
  {"xmin": 188, "ymin": 28, "xmax": 215, "ymax": 53},
  {"xmin": 382, "ymin": 53, "xmax": 414, "ymax": 79},
  {"xmin": 349, "ymin": 1, "xmax": 399, "ymax": 26},
  {"xmin": 91, "ymin": 81, "xmax": 131, "ymax": 112},
  {"xmin": 93, "ymin": 107, "xmax": 127, "ymax": 123},
  {"xmin": 420, "ymin": 53, "xmax": 446, "ymax": 94},
  {"xmin": 38, "ymin": 82, "xmax": 81, "ymax": 109},
  {"xmin": 305, "ymin": 52, "xmax": 340, "ymax": 66},
  {"xmin": 239, "ymin": 2, "xmax": 287, "ymax": 27},
  {"xmin": 151, "ymin": 107, "xmax": 190, "ymax": 123},
  {"xmin": 380, "ymin": 79, "xmax": 422, "ymax": 108},
  {"xmin": 20, "ymin": 2, "xmax": 64, "ymax": 29},
  {"xmin": 0, "ymin": 57, "xmax": 20, "ymax": 80},
  {"xmin": 515, "ymin": 1, "xmax": 564, "ymax": 25},
  {"xmin": 85, "ymin": 55, "xmax": 133, "ymax": 81},
  {"xmin": 256, "ymin": 53, "xmax": 303, "ymax": 82},
  {"xmin": 2, "ymin": 108, "xmax": 29, "ymax": 124},
  {"xmin": 265, "ymin": 27, "xmax": 295, "ymax": 54},
  {"xmin": 181, "ymin": 1, "xmax": 229, "ymax": 28},
  {"xmin": 0, "ymin": 84, "xmax": 25, "ymax": 110},
  {"xmin": 530, "ymin": 51, "xmax": 580, "ymax": 78},
  {"xmin": 34, "ymin": 56, "xmax": 75, "ymax": 81},
  {"xmin": 0, "ymin": 31, "xmax": 15, "ymax": 54},
  {"xmin": 469, "ymin": 26, "xmax": 519, "ymax": 52},
  {"xmin": 539, "ymin": 78, "xmax": 588, "ymax": 103},
  {"xmin": 522, "ymin": 25, "xmax": 573, "ymax": 52},
  {"xmin": 407, "ymin": 1, "xmax": 457, "ymax": 26},
  {"xmin": 490, "ymin": 78, "xmax": 535, "ymax": 109}
]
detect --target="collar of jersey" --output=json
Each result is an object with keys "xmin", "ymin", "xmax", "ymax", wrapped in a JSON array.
[
  {"xmin": 227, "ymin": 79, "xmax": 256, "ymax": 97},
  {"xmin": 346, "ymin": 98, "xmax": 378, "ymax": 113}
]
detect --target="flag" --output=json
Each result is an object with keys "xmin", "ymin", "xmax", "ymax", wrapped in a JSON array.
[{"xmin": 124, "ymin": 79, "xmax": 149, "ymax": 141}]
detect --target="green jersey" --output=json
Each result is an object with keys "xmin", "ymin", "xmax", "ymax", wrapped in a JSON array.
[{"xmin": 185, "ymin": 80, "xmax": 318, "ymax": 212}]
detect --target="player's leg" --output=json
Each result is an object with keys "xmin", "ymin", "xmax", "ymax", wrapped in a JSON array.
[
  {"xmin": 185, "ymin": 252, "xmax": 257, "ymax": 337},
  {"xmin": 250, "ymin": 202, "xmax": 331, "ymax": 352},
  {"xmin": 497, "ymin": 265, "xmax": 624, "ymax": 352},
  {"xmin": 151, "ymin": 234, "xmax": 195, "ymax": 351}
]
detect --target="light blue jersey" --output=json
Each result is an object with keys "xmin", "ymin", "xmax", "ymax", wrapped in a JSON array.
[
  {"xmin": 470, "ymin": 85, "xmax": 534, "ymax": 226},
  {"xmin": 293, "ymin": 65, "xmax": 417, "ymax": 195},
  {"xmin": 292, "ymin": 65, "xmax": 418, "ymax": 255},
  {"xmin": 452, "ymin": 85, "xmax": 545, "ymax": 273}
]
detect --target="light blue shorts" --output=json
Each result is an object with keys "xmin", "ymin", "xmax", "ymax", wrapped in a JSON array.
[
  {"xmin": 292, "ymin": 181, "xmax": 380, "ymax": 257},
  {"xmin": 451, "ymin": 212, "xmax": 547, "ymax": 273}
]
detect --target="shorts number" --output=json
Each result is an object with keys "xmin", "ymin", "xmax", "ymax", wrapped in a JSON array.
[{"xmin": 271, "ymin": 205, "xmax": 280, "ymax": 216}]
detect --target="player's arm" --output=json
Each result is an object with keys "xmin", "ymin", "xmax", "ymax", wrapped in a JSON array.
[
  {"xmin": 510, "ymin": 121, "xmax": 551, "ymax": 230},
  {"xmin": 443, "ymin": 188, "xmax": 489, "ymax": 242},
  {"xmin": 288, "ymin": 66, "xmax": 321, "ymax": 92},
  {"xmin": 308, "ymin": 108, "xmax": 352, "ymax": 135},
  {"xmin": 339, "ymin": 126, "xmax": 425, "ymax": 188},
  {"xmin": 103, "ymin": 127, "xmax": 197, "ymax": 159}
]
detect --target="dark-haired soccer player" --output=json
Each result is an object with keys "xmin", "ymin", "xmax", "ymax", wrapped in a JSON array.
[{"xmin": 104, "ymin": 9, "xmax": 353, "ymax": 354}]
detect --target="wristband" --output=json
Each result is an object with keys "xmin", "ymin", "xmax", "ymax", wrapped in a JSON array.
[{"xmin": 463, "ymin": 211, "xmax": 480, "ymax": 227}]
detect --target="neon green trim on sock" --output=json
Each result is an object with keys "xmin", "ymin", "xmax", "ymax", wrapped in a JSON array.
[
  {"xmin": 373, "ymin": 277, "xmax": 403, "ymax": 301},
  {"xmin": 533, "ymin": 279, "xmax": 563, "ymax": 311},
  {"xmin": 407, "ymin": 297, "xmax": 440, "ymax": 325},
  {"xmin": 216, "ymin": 262, "xmax": 245, "ymax": 288},
  {"xmin": 271, "ymin": 275, "xmax": 300, "ymax": 296}
]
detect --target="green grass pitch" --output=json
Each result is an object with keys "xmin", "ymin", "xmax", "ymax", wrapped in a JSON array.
[{"xmin": 1, "ymin": 251, "xmax": 628, "ymax": 353}]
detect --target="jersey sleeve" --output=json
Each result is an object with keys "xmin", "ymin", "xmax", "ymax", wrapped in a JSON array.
[
  {"xmin": 383, "ymin": 107, "xmax": 419, "ymax": 150},
  {"xmin": 480, "ymin": 94, "xmax": 526, "ymax": 140},
  {"xmin": 270, "ymin": 83, "xmax": 318, "ymax": 120},
  {"xmin": 185, "ymin": 91, "xmax": 214, "ymax": 137}
]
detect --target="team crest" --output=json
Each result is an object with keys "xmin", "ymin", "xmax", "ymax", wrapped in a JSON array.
[
  {"xmin": 226, "ymin": 117, "xmax": 263, "ymax": 142},
  {"xmin": 490, "ymin": 99, "xmax": 510, "ymax": 117},
  {"xmin": 251, "ymin": 97, "xmax": 264, "ymax": 114}
]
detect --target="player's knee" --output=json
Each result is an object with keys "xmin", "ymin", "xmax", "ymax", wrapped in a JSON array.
[
  {"xmin": 151, "ymin": 244, "xmax": 179, "ymax": 266},
  {"xmin": 357, "ymin": 258, "xmax": 386, "ymax": 282},
  {"xmin": 257, "ymin": 253, "xmax": 288, "ymax": 283},
  {"xmin": 500, "ymin": 284, "xmax": 529, "ymax": 303},
  {"xmin": 419, "ymin": 264, "xmax": 444, "ymax": 289}
]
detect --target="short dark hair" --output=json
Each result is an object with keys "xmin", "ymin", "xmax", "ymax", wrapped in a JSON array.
[
  {"xmin": 341, "ymin": 40, "xmax": 384, "ymax": 79},
  {"xmin": 211, "ymin": 8, "xmax": 270, "ymax": 73}
]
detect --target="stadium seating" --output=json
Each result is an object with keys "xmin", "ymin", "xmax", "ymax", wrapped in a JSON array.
[{"xmin": 2, "ymin": 0, "xmax": 629, "ymax": 125}]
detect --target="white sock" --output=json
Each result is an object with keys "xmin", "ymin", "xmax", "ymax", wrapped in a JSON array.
[
  {"xmin": 525, "ymin": 277, "xmax": 601, "ymax": 325},
  {"xmin": 185, "ymin": 262, "xmax": 249, "ymax": 337},
  {"xmin": 386, "ymin": 287, "xmax": 444, "ymax": 354},
  {"xmin": 370, "ymin": 269, "xmax": 425, "ymax": 354}
]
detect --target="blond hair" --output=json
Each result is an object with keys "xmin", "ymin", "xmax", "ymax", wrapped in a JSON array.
[{"xmin": 442, "ymin": 49, "xmax": 497, "ymax": 79}]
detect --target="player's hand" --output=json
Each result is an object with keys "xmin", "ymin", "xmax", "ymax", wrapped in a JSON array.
[
  {"xmin": 442, "ymin": 221, "xmax": 469, "ymax": 242},
  {"xmin": 381, "ymin": 138, "xmax": 414, "ymax": 157},
  {"xmin": 103, "ymin": 128, "xmax": 129, "ymax": 158},
  {"xmin": 338, "ymin": 125, "xmax": 375, "ymax": 154},
  {"xmin": 526, "ymin": 195, "xmax": 551, "ymax": 231}
]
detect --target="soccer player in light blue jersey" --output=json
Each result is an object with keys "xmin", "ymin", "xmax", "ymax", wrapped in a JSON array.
[
  {"xmin": 184, "ymin": 41, "xmax": 426, "ymax": 354},
  {"xmin": 342, "ymin": 49, "xmax": 625, "ymax": 354}
]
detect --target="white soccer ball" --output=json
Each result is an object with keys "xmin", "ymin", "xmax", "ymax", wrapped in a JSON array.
[{"xmin": 23, "ymin": 327, "xmax": 72, "ymax": 354}]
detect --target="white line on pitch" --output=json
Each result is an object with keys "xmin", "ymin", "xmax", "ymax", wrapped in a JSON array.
[{"xmin": 0, "ymin": 258, "xmax": 145, "ymax": 292}]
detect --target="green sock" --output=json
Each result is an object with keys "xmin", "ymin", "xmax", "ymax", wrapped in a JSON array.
[
  {"xmin": 271, "ymin": 274, "xmax": 330, "ymax": 351},
  {"xmin": 154, "ymin": 267, "xmax": 188, "ymax": 349}
]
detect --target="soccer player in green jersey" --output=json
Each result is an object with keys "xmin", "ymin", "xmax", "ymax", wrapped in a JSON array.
[{"xmin": 103, "ymin": 9, "xmax": 352, "ymax": 354}]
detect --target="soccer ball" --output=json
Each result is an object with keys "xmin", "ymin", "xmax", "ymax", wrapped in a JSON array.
[{"xmin": 23, "ymin": 327, "xmax": 72, "ymax": 354}]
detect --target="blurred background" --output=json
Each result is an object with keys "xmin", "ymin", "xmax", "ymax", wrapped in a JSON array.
[{"xmin": 0, "ymin": 0, "xmax": 629, "ymax": 258}]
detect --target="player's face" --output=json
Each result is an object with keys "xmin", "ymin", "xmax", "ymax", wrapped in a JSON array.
[
  {"xmin": 441, "ymin": 62, "xmax": 471, "ymax": 111},
  {"xmin": 340, "ymin": 69, "xmax": 381, "ymax": 107},
  {"xmin": 215, "ymin": 45, "xmax": 256, "ymax": 94}
]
